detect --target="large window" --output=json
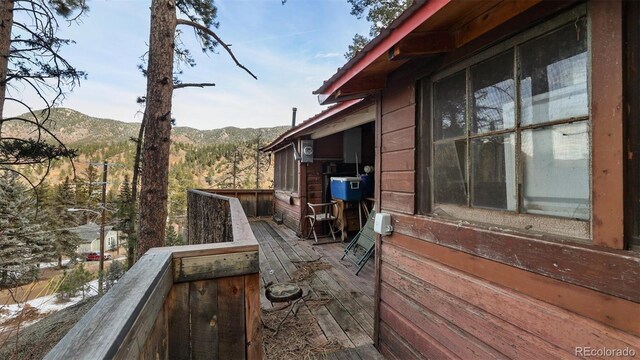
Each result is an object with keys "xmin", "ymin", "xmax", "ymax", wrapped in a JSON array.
[
  {"xmin": 426, "ymin": 15, "xmax": 590, "ymax": 223},
  {"xmin": 274, "ymin": 146, "xmax": 298, "ymax": 192}
]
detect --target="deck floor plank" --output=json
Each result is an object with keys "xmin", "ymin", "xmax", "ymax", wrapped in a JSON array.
[
  {"xmin": 282, "ymin": 233, "xmax": 375, "ymax": 339},
  {"xmin": 251, "ymin": 220, "xmax": 386, "ymax": 359},
  {"xmin": 271, "ymin": 224, "xmax": 376, "ymax": 321},
  {"xmin": 259, "ymin": 221, "xmax": 356, "ymax": 348}
]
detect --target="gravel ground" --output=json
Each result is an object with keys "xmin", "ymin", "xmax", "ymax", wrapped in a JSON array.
[{"xmin": 0, "ymin": 295, "xmax": 101, "ymax": 359}]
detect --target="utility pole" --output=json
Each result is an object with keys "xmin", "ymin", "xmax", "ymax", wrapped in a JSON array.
[
  {"xmin": 99, "ymin": 161, "xmax": 107, "ymax": 293},
  {"xmin": 255, "ymin": 134, "xmax": 260, "ymax": 189},
  {"xmin": 233, "ymin": 150, "xmax": 238, "ymax": 189}
]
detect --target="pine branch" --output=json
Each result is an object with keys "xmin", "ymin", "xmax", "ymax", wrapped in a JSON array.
[
  {"xmin": 176, "ymin": 18, "xmax": 258, "ymax": 80},
  {"xmin": 173, "ymin": 82, "xmax": 216, "ymax": 90}
]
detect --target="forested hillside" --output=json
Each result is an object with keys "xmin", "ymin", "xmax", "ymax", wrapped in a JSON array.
[{"xmin": 4, "ymin": 108, "xmax": 287, "ymax": 225}]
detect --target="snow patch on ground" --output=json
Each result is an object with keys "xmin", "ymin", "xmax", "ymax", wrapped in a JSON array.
[
  {"xmin": 0, "ymin": 279, "xmax": 99, "ymax": 328},
  {"xmin": 38, "ymin": 259, "xmax": 72, "ymax": 269}
]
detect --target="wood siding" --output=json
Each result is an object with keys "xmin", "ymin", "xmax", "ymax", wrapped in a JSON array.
[
  {"xmin": 375, "ymin": 4, "xmax": 640, "ymax": 356},
  {"xmin": 379, "ymin": 234, "xmax": 640, "ymax": 359},
  {"xmin": 274, "ymin": 191, "xmax": 302, "ymax": 234},
  {"xmin": 201, "ymin": 189, "xmax": 274, "ymax": 218}
]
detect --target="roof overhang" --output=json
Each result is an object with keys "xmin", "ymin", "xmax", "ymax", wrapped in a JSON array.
[
  {"xmin": 261, "ymin": 98, "xmax": 373, "ymax": 152},
  {"xmin": 314, "ymin": 0, "xmax": 548, "ymax": 104}
]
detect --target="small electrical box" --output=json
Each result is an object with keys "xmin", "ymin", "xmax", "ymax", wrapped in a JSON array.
[
  {"xmin": 301, "ymin": 139, "xmax": 314, "ymax": 163},
  {"xmin": 374, "ymin": 213, "xmax": 393, "ymax": 236}
]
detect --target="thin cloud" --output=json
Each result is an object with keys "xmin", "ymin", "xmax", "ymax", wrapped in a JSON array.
[{"xmin": 315, "ymin": 52, "xmax": 341, "ymax": 58}]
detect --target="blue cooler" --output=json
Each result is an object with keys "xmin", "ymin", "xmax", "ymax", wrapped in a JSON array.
[
  {"xmin": 330, "ymin": 177, "xmax": 362, "ymax": 201},
  {"xmin": 359, "ymin": 174, "xmax": 374, "ymax": 197}
]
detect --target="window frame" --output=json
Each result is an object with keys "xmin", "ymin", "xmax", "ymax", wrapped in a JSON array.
[
  {"xmin": 422, "ymin": 5, "xmax": 592, "ymax": 240},
  {"xmin": 625, "ymin": 0, "xmax": 640, "ymax": 250},
  {"xmin": 274, "ymin": 145, "xmax": 299, "ymax": 193}
]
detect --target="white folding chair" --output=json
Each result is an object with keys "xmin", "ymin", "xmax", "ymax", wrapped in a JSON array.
[{"xmin": 305, "ymin": 202, "xmax": 337, "ymax": 242}]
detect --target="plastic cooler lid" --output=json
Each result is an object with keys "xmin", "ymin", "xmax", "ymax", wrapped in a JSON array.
[{"xmin": 331, "ymin": 177, "xmax": 360, "ymax": 182}]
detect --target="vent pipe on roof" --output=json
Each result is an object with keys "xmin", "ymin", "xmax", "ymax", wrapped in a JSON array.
[{"xmin": 291, "ymin": 107, "xmax": 297, "ymax": 127}]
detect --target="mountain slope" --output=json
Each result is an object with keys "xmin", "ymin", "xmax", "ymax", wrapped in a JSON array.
[{"xmin": 4, "ymin": 107, "xmax": 290, "ymax": 146}]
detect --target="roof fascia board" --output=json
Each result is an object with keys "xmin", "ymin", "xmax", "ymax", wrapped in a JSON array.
[
  {"xmin": 316, "ymin": 0, "xmax": 452, "ymax": 99},
  {"xmin": 261, "ymin": 98, "xmax": 364, "ymax": 152},
  {"xmin": 309, "ymin": 105, "xmax": 375, "ymax": 139}
]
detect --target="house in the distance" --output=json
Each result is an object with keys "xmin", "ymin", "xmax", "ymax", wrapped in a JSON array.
[
  {"xmin": 71, "ymin": 223, "xmax": 120, "ymax": 253},
  {"xmin": 308, "ymin": 0, "xmax": 639, "ymax": 357}
]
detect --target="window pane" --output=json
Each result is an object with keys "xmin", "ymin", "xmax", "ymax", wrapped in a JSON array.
[
  {"xmin": 286, "ymin": 148, "xmax": 295, "ymax": 191},
  {"xmin": 274, "ymin": 153, "xmax": 282, "ymax": 190},
  {"xmin": 433, "ymin": 140, "xmax": 467, "ymax": 205},
  {"xmin": 471, "ymin": 50, "xmax": 515, "ymax": 134},
  {"xmin": 471, "ymin": 133, "xmax": 516, "ymax": 210},
  {"xmin": 521, "ymin": 122, "xmax": 589, "ymax": 219},
  {"xmin": 519, "ymin": 19, "xmax": 588, "ymax": 125},
  {"xmin": 292, "ymin": 152, "xmax": 299, "ymax": 192},
  {"xmin": 434, "ymin": 71, "xmax": 466, "ymax": 140}
]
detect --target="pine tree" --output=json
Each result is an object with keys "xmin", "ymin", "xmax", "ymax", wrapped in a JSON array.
[
  {"xmin": 137, "ymin": 0, "xmax": 256, "ymax": 258},
  {"xmin": 115, "ymin": 174, "xmax": 136, "ymax": 268},
  {"xmin": 165, "ymin": 226, "xmax": 184, "ymax": 246},
  {"xmin": 344, "ymin": 0, "xmax": 412, "ymax": 59},
  {"xmin": 0, "ymin": 171, "xmax": 51, "ymax": 287},
  {"xmin": 105, "ymin": 260, "xmax": 126, "ymax": 291},
  {"xmin": 0, "ymin": 0, "xmax": 85, "ymax": 185},
  {"xmin": 50, "ymin": 177, "xmax": 82, "ymax": 267}
]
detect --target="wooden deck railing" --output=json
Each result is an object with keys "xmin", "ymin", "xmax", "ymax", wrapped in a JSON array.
[
  {"xmin": 198, "ymin": 189, "xmax": 274, "ymax": 217},
  {"xmin": 45, "ymin": 191, "xmax": 263, "ymax": 360}
]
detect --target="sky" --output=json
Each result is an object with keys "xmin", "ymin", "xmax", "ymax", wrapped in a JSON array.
[{"xmin": 5, "ymin": 0, "xmax": 370, "ymax": 130}]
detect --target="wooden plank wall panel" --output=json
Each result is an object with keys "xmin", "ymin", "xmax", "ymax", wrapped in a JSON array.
[
  {"xmin": 379, "ymin": 83, "xmax": 417, "ymax": 214},
  {"xmin": 274, "ymin": 197, "xmax": 301, "ymax": 233},
  {"xmin": 381, "ymin": 83, "xmax": 415, "ymax": 116},
  {"xmin": 190, "ymin": 280, "xmax": 218, "ymax": 360},
  {"xmin": 379, "ymin": 304, "xmax": 458, "ymax": 359},
  {"xmin": 380, "ymin": 192, "xmax": 414, "ymax": 214},
  {"xmin": 381, "ymin": 172, "xmax": 414, "ymax": 193},
  {"xmin": 217, "ymin": 276, "xmax": 247, "ymax": 359},
  {"xmin": 380, "ymin": 150, "xmax": 414, "ymax": 172},
  {"xmin": 381, "ymin": 266, "xmax": 569, "ymax": 359},
  {"xmin": 244, "ymin": 274, "xmax": 264, "ymax": 359},
  {"xmin": 305, "ymin": 161, "xmax": 325, "ymax": 236},
  {"xmin": 381, "ymin": 127, "xmax": 415, "ymax": 153},
  {"xmin": 390, "ymin": 213, "xmax": 640, "ymax": 304},
  {"xmin": 141, "ymin": 305, "xmax": 168, "ymax": 360},
  {"xmin": 381, "ymin": 283, "xmax": 505, "ymax": 359},
  {"xmin": 377, "ymin": 233, "xmax": 640, "ymax": 359},
  {"xmin": 381, "ymin": 106, "xmax": 415, "ymax": 134},
  {"xmin": 379, "ymin": 323, "xmax": 425, "ymax": 360},
  {"xmin": 166, "ymin": 283, "xmax": 190, "ymax": 360}
]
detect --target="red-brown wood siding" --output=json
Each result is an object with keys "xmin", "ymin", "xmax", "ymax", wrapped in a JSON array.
[
  {"xmin": 274, "ymin": 192, "xmax": 301, "ymax": 233},
  {"xmin": 379, "ymin": 234, "xmax": 640, "ymax": 359},
  {"xmin": 374, "ymin": 3, "xmax": 640, "ymax": 356},
  {"xmin": 315, "ymin": 132, "xmax": 343, "ymax": 159}
]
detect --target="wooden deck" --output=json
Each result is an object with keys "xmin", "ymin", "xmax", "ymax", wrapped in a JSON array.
[{"xmin": 250, "ymin": 220, "xmax": 382, "ymax": 359}]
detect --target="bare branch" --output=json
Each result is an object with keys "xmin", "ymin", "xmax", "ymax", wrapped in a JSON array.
[
  {"xmin": 173, "ymin": 82, "xmax": 216, "ymax": 89},
  {"xmin": 176, "ymin": 18, "xmax": 258, "ymax": 80}
]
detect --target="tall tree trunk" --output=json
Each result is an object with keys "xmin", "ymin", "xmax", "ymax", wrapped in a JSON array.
[
  {"xmin": 137, "ymin": 0, "xmax": 176, "ymax": 258},
  {"xmin": 0, "ymin": 0, "xmax": 14, "ymax": 136},
  {"xmin": 128, "ymin": 117, "xmax": 145, "ymax": 267}
]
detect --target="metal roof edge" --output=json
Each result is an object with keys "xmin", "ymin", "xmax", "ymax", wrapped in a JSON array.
[{"xmin": 261, "ymin": 98, "xmax": 368, "ymax": 152}]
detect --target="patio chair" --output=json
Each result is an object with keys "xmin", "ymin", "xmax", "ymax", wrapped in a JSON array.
[
  {"xmin": 341, "ymin": 208, "xmax": 376, "ymax": 275},
  {"xmin": 305, "ymin": 202, "xmax": 338, "ymax": 242}
]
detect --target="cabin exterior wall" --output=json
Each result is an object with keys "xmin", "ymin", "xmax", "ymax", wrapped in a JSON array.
[{"xmin": 374, "ymin": 1, "xmax": 640, "ymax": 358}]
